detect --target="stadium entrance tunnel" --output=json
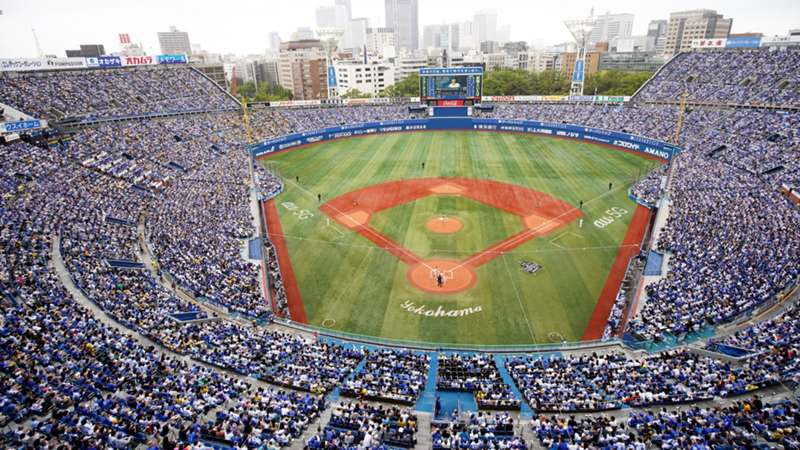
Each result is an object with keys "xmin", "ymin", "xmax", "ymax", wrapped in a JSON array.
[{"xmin": 319, "ymin": 177, "xmax": 582, "ymax": 295}]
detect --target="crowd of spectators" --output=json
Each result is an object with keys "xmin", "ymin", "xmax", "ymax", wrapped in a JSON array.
[
  {"xmin": 533, "ymin": 397, "xmax": 800, "ymax": 449},
  {"xmin": 507, "ymin": 349, "xmax": 782, "ymax": 413},
  {"xmin": 432, "ymin": 412, "xmax": 526, "ymax": 449},
  {"xmin": 2, "ymin": 47, "xmax": 800, "ymax": 448},
  {"xmin": 247, "ymin": 105, "xmax": 418, "ymax": 142},
  {"xmin": 437, "ymin": 353, "xmax": 520, "ymax": 410},
  {"xmin": 341, "ymin": 349, "xmax": 430, "ymax": 405},
  {"xmin": 634, "ymin": 48, "xmax": 800, "ymax": 107},
  {"xmin": 0, "ymin": 66, "xmax": 237, "ymax": 120},
  {"xmin": 197, "ymin": 386, "xmax": 325, "ymax": 448},
  {"xmin": 306, "ymin": 401, "xmax": 418, "ymax": 449}
]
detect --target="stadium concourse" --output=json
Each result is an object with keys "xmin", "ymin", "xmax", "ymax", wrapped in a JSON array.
[{"xmin": 0, "ymin": 48, "xmax": 798, "ymax": 449}]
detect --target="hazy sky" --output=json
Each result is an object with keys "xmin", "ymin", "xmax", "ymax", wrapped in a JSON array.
[{"xmin": 0, "ymin": 0, "xmax": 797, "ymax": 57}]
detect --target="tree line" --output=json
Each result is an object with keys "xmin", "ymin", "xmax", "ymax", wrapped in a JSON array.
[{"xmin": 235, "ymin": 68, "xmax": 653, "ymax": 102}]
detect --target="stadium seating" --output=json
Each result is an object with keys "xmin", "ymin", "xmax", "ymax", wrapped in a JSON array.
[{"xmin": 1, "ymin": 47, "xmax": 800, "ymax": 448}]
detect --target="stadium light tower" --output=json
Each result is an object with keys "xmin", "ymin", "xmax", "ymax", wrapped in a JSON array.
[{"xmin": 564, "ymin": 11, "xmax": 597, "ymax": 96}]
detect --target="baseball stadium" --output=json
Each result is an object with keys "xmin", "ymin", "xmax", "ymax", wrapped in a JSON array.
[{"xmin": 1, "ymin": 3, "xmax": 800, "ymax": 449}]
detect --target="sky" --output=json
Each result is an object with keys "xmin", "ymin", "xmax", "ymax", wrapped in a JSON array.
[{"xmin": 0, "ymin": 0, "xmax": 797, "ymax": 58}]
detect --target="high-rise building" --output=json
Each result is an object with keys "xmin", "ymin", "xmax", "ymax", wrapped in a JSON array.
[
  {"xmin": 278, "ymin": 40, "xmax": 328, "ymax": 100},
  {"xmin": 342, "ymin": 18, "xmax": 369, "ymax": 51},
  {"xmin": 456, "ymin": 21, "xmax": 476, "ymax": 51},
  {"xmin": 366, "ymin": 27, "xmax": 396, "ymax": 56},
  {"xmin": 335, "ymin": 0, "xmax": 352, "ymax": 21},
  {"xmin": 268, "ymin": 32, "xmax": 282, "ymax": 52},
  {"xmin": 157, "ymin": 26, "xmax": 192, "ymax": 55},
  {"xmin": 497, "ymin": 25, "xmax": 511, "ymax": 44},
  {"xmin": 316, "ymin": 3, "xmax": 349, "ymax": 29},
  {"xmin": 473, "ymin": 10, "xmax": 498, "ymax": 47},
  {"xmin": 316, "ymin": 6, "xmax": 338, "ymax": 29},
  {"xmin": 647, "ymin": 20, "xmax": 668, "ymax": 53},
  {"xmin": 385, "ymin": 0, "xmax": 419, "ymax": 51},
  {"xmin": 588, "ymin": 13, "xmax": 634, "ymax": 45},
  {"xmin": 663, "ymin": 9, "xmax": 732, "ymax": 56},
  {"xmin": 423, "ymin": 24, "xmax": 450, "ymax": 49}
]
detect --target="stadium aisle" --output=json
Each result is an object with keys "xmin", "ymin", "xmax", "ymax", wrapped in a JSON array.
[{"xmin": 494, "ymin": 354, "xmax": 534, "ymax": 419}]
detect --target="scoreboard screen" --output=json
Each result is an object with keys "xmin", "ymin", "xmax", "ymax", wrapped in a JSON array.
[{"xmin": 419, "ymin": 67, "xmax": 483, "ymax": 103}]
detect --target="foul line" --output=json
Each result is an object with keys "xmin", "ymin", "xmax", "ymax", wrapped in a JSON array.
[
  {"xmin": 502, "ymin": 253, "xmax": 537, "ymax": 343},
  {"xmin": 281, "ymin": 177, "xmax": 435, "ymax": 271},
  {"xmin": 451, "ymin": 184, "xmax": 628, "ymax": 271}
]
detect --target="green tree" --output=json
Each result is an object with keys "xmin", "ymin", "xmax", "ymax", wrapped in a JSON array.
[
  {"xmin": 238, "ymin": 81, "xmax": 293, "ymax": 103},
  {"xmin": 340, "ymin": 88, "xmax": 373, "ymax": 99},
  {"xmin": 584, "ymin": 70, "xmax": 653, "ymax": 96},
  {"xmin": 380, "ymin": 73, "xmax": 420, "ymax": 97}
]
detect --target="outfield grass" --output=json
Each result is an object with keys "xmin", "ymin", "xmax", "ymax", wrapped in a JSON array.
[{"xmin": 262, "ymin": 131, "xmax": 659, "ymax": 345}]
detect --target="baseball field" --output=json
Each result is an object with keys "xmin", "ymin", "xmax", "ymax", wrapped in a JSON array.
[{"xmin": 260, "ymin": 131, "xmax": 660, "ymax": 346}]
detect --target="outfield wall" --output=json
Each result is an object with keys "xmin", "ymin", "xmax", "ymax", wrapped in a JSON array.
[{"xmin": 249, "ymin": 118, "xmax": 682, "ymax": 161}]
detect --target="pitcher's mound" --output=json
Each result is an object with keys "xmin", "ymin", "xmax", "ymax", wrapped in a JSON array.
[
  {"xmin": 426, "ymin": 216, "xmax": 463, "ymax": 234},
  {"xmin": 407, "ymin": 259, "xmax": 476, "ymax": 294}
]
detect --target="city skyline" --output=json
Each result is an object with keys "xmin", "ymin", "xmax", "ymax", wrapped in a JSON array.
[{"xmin": 0, "ymin": 0, "xmax": 797, "ymax": 58}]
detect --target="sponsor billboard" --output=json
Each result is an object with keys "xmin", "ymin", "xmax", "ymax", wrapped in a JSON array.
[
  {"xmin": 123, "ymin": 55, "xmax": 155, "ymax": 66},
  {"xmin": 0, "ymin": 57, "xmax": 86, "ymax": 72},
  {"xmin": 156, "ymin": 54, "xmax": 187, "ymax": 65},
  {"xmin": 572, "ymin": 60, "xmax": 584, "ymax": 82},
  {"xmin": 327, "ymin": 66, "xmax": 337, "ymax": 87},
  {"xmin": 2, "ymin": 119, "xmax": 42, "ymax": 133},
  {"xmin": 86, "ymin": 55, "xmax": 123, "ymax": 68},
  {"xmin": 725, "ymin": 36, "xmax": 762, "ymax": 48},
  {"xmin": 691, "ymin": 38, "xmax": 727, "ymax": 49}
]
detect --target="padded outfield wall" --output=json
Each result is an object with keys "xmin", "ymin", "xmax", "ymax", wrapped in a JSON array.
[{"xmin": 249, "ymin": 117, "xmax": 681, "ymax": 161}]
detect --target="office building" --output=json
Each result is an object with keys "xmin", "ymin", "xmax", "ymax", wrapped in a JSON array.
[
  {"xmin": 663, "ymin": 9, "xmax": 732, "ymax": 55},
  {"xmin": 157, "ymin": 26, "xmax": 192, "ymax": 55},
  {"xmin": 291, "ymin": 27, "xmax": 316, "ymax": 41},
  {"xmin": 589, "ymin": 13, "xmax": 634, "ymax": 45},
  {"xmin": 473, "ymin": 10, "xmax": 498, "ymax": 46},
  {"xmin": 191, "ymin": 63, "xmax": 228, "ymax": 90},
  {"xmin": 599, "ymin": 52, "xmax": 665, "ymax": 72},
  {"xmin": 268, "ymin": 32, "xmax": 282, "ymax": 52},
  {"xmin": 278, "ymin": 40, "xmax": 328, "ymax": 100},
  {"xmin": 385, "ymin": 0, "xmax": 419, "ymax": 51},
  {"xmin": 518, "ymin": 51, "xmax": 559, "ymax": 73},
  {"xmin": 334, "ymin": 60, "xmax": 395, "ymax": 96},
  {"xmin": 367, "ymin": 27, "xmax": 396, "ymax": 57},
  {"xmin": 560, "ymin": 50, "xmax": 603, "ymax": 80},
  {"xmin": 394, "ymin": 54, "xmax": 427, "ymax": 80},
  {"xmin": 647, "ymin": 20, "xmax": 668, "ymax": 53},
  {"xmin": 423, "ymin": 24, "xmax": 450, "ymax": 49},
  {"xmin": 342, "ymin": 18, "xmax": 369, "ymax": 51},
  {"xmin": 65, "ymin": 44, "xmax": 105, "ymax": 58}
]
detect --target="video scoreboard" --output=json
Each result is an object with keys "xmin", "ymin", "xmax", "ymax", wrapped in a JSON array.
[{"xmin": 419, "ymin": 67, "xmax": 483, "ymax": 106}]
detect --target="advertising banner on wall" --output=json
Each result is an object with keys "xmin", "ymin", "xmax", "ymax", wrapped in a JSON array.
[
  {"xmin": 250, "ymin": 118, "xmax": 681, "ymax": 161},
  {"xmin": 0, "ymin": 57, "xmax": 87, "ymax": 72},
  {"xmin": 156, "ymin": 54, "xmax": 188, "ymax": 64},
  {"xmin": 691, "ymin": 38, "xmax": 727, "ymax": 49},
  {"xmin": 123, "ymin": 55, "xmax": 155, "ymax": 66},
  {"xmin": 2, "ymin": 119, "xmax": 42, "ymax": 133},
  {"xmin": 725, "ymin": 36, "xmax": 762, "ymax": 48},
  {"xmin": 86, "ymin": 55, "xmax": 123, "ymax": 68}
]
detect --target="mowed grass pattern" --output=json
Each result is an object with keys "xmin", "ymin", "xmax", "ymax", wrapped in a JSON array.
[{"xmin": 262, "ymin": 131, "xmax": 659, "ymax": 345}]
